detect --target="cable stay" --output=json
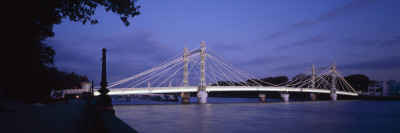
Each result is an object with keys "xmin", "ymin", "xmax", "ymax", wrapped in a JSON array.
[{"xmin": 91, "ymin": 42, "xmax": 357, "ymax": 96}]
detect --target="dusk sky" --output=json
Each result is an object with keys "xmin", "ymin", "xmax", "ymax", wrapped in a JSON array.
[{"xmin": 44, "ymin": 0, "xmax": 400, "ymax": 86}]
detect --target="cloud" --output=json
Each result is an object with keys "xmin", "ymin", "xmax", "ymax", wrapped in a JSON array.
[
  {"xmin": 45, "ymin": 30, "xmax": 178, "ymax": 84},
  {"xmin": 265, "ymin": 0, "xmax": 377, "ymax": 40},
  {"xmin": 273, "ymin": 62, "xmax": 312, "ymax": 71},
  {"xmin": 77, "ymin": 31, "xmax": 178, "ymax": 64},
  {"xmin": 378, "ymin": 35, "xmax": 400, "ymax": 46},
  {"xmin": 291, "ymin": 0, "xmax": 377, "ymax": 28},
  {"xmin": 268, "ymin": 62, "xmax": 330, "ymax": 80},
  {"xmin": 339, "ymin": 37, "xmax": 380, "ymax": 46},
  {"xmin": 44, "ymin": 39, "xmax": 99, "ymax": 70},
  {"xmin": 291, "ymin": 20, "xmax": 317, "ymax": 29},
  {"xmin": 341, "ymin": 55, "xmax": 400, "ymax": 70},
  {"xmin": 276, "ymin": 34, "xmax": 330, "ymax": 50},
  {"xmin": 210, "ymin": 41, "xmax": 245, "ymax": 51},
  {"xmin": 336, "ymin": 34, "xmax": 400, "ymax": 46},
  {"xmin": 265, "ymin": 30, "xmax": 287, "ymax": 40},
  {"xmin": 243, "ymin": 55, "xmax": 290, "ymax": 66},
  {"xmin": 380, "ymin": 39, "xmax": 400, "ymax": 46}
]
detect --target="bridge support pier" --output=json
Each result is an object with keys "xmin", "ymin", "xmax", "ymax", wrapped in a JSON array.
[
  {"xmin": 330, "ymin": 93, "xmax": 337, "ymax": 101},
  {"xmin": 310, "ymin": 93, "xmax": 317, "ymax": 101},
  {"xmin": 181, "ymin": 92, "xmax": 191, "ymax": 103},
  {"xmin": 280, "ymin": 92, "xmax": 289, "ymax": 102},
  {"xmin": 258, "ymin": 93, "xmax": 266, "ymax": 102},
  {"xmin": 197, "ymin": 91, "xmax": 208, "ymax": 104}
]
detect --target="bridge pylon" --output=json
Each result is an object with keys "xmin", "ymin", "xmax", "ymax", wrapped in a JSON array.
[
  {"xmin": 181, "ymin": 46, "xmax": 191, "ymax": 103},
  {"xmin": 197, "ymin": 39, "xmax": 208, "ymax": 103},
  {"xmin": 310, "ymin": 65, "xmax": 317, "ymax": 101},
  {"xmin": 330, "ymin": 63, "xmax": 337, "ymax": 101}
]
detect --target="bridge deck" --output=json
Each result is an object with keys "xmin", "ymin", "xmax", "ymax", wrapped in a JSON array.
[{"xmin": 93, "ymin": 86, "xmax": 358, "ymax": 96}]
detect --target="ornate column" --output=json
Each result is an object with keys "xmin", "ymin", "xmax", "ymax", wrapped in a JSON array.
[
  {"xmin": 96, "ymin": 48, "xmax": 115, "ymax": 113},
  {"xmin": 330, "ymin": 63, "xmax": 337, "ymax": 101},
  {"xmin": 181, "ymin": 47, "xmax": 191, "ymax": 103},
  {"xmin": 197, "ymin": 40, "xmax": 208, "ymax": 103},
  {"xmin": 91, "ymin": 80, "xmax": 94, "ymax": 98},
  {"xmin": 310, "ymin": 65, "xmax": 317, "ymax": 100}
]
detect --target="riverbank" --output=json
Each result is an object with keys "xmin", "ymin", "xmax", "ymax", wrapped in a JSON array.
[
  {"xmin": 0, "ymin": 99, "xmax": 137, "ymax": 133},
  {"xmin": 0, "ymin": 100, "xmax": 90, "ymax": 133},
  {"xmin": 357, "ymin": 95, "xmax": 400, "ymax": 100}
]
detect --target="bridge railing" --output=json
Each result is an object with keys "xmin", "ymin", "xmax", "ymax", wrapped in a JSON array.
[
  {"xmin": 94, "ymin": 86, "xmax": 357, "ymax": 96},
  {"xmin": 94, "ymin": 86, "xmax": 198, "ymax": 96}
]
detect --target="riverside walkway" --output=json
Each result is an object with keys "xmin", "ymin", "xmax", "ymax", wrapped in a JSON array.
[{"xmin": 1, "ymin": 100, "xmax": 91, "ymax": 133}]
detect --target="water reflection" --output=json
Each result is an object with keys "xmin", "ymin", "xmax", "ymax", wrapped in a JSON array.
[{"xmin": 114, "ymin": 99, "xmax": 400, "ymax": 133}]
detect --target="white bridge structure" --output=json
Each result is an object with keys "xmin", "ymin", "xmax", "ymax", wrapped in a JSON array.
[{"xmin": 93, "ymin": 40, "xmax": 358, "ymax": 103}]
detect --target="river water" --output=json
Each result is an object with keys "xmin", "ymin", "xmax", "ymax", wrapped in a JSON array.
[{"xmin": 114, "ymin": 97, "xmax": 400, "ymax": 133}]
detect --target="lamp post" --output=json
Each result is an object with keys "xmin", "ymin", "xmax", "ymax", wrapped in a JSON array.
[
  {"xmin": 95, "ymin": 48, "xmax": 115, "ymax": 113},
  {"xmin": 91, "ymin": 80, "xmax": 94, "ymax": 98},
  {"xmin": 76, "ymin": 95, "xmax": 80, "ymax": 105}
]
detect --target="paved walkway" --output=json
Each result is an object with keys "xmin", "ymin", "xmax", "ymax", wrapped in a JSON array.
[{"xmin": 0, "ymin": 100, "xmax": 90, "ymax": 133}]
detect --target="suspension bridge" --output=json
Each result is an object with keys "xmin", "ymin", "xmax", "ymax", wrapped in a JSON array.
[{"xmin": 91, "ymin": 40, "xmax": 358, "ymax": 103}]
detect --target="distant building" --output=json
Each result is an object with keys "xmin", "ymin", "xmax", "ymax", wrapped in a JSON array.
[
  {"xmin": 51, "ymin": 82, "xmax": 92, "ymax": 99},
  {"xmin": 387, "ymin": 80, "xmax": 398, "ymax": 96},
  {"xmin": 367, "ymin": 81, "xmax": 386, "ymax": 96},
  {"xmin": 81, "ymin": 82, "xmax": 92, "ymax": 92},
  {"xmin": 366, "ymin": 80, "xmax": 400, "ymax": 97},
  {"xmin": 395, "ymin": 82, "xmax": 400, "ymax": 96}
]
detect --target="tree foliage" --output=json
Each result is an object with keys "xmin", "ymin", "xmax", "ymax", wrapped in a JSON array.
[
  {"xmin": 209, "ymin": 73, "xmax": 371, "ymax": 98},
  {"xmin": 0, "ymin": 0, "xmax": 140, "ymax": 102},
  {"xmin": 212, "ymin": 76, "xmax": 289, "ymax": 86},
  {"xmin": 262, "ymin": 76, "xmax": 288, "ymax": 85},
  {"xmin": 344, "ymin": 74, "xmax": 370, "ymax": 92}
]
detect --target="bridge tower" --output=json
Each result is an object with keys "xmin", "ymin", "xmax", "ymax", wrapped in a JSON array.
[
  {"xmin": 330, "ymin": 63, "xmax": 337, "ymax": 101},
  {"xmin": 310, "ymin": 65, "xmax": 317, "ymax": 101},
  {"xmin": 181, "ymin": 46, "xmax": 191, "ymax": 103},
  {"xmin": 197, "ymin": 39, "xmax": 208, "ymax": 103}
]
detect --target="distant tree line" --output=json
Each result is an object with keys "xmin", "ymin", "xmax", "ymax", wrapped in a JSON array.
[
  {"xmin": 212, "ymin": 76, "xmax": 289, "ymax": 86},
  {"xmin": 5, "ymin": 67, "xmax": 89, "ymax": 102},
  {"xmin": 210, "ymin": 74, "xmax": 370, "ymax": 93}
]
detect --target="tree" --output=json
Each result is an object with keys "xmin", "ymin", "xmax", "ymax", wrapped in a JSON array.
[
  {"xmin": 212, "ymin": 81, "xmax": 234, "ymax": 86},
  {"xmin": 0, "ymin": 0, "xmax": 140, "ymax": 101},
  {"xmin": 290, "ymin": 74, "xmax": 311, "ymax": 87},
  {"xmin": 344, "ymin": 74, "xmax": 370, "ymax": 92},
  {"xmin": 262, "ymin": 76, "xmax": 289, "ymax": 85}
]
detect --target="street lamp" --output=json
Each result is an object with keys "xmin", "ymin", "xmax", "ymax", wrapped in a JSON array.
[
  {"xmin": 95, "ymin": 48, "xmax": 114, "ymax": 113},
  {"xmin": 76, "ymin": 95, "xmax": 80, "ymax": 105}
]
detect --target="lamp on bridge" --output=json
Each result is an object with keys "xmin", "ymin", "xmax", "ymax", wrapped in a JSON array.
[{"xmin": 95, "ymin": 48, "xmax": 115, "ymax": 114}]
